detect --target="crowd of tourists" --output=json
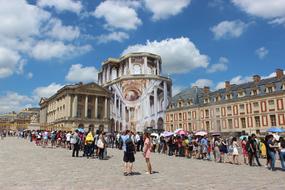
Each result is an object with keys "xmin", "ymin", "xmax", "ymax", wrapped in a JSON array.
[{"xmin": 18, "ymin": 127, "xmax": 285, "ymax": 175}]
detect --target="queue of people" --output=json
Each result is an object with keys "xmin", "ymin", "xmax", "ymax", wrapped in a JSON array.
[{"xmin": 18, "ymin": 128, "xmax": 285, "ymax": 176}]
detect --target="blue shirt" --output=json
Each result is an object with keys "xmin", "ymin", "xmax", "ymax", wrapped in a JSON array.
[{"xmin": 121, "ymin": 135, "xmax": 129, "ymax": 152}]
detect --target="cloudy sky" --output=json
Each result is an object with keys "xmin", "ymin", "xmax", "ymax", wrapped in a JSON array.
[{"xmin": 0, "ymin": 0, "xmax": 285, "ymax": 113}]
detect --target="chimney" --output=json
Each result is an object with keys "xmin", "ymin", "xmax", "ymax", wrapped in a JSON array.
[
  {"xmin": 225, "ymin": 81, "xmax": 231, "ymax": 89},
  {"xmin": 203, "ymin": 86, "xmax": 210, "ymax": 94},
  {"xmin": 276, "ymin": 69, "xmax": 284, "ymax": 79},
  {"xmin": 253, "ymin": 75, "xmax": 261, "ymax": 83}
]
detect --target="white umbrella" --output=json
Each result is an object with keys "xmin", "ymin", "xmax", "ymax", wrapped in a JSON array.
[
  {"xmin": 151, "ymin": 133, "xmax": 159, "ymax": 138},
  {"xmin": 195, "ymin": 131, "xmax": 207, "ymax": 136}
]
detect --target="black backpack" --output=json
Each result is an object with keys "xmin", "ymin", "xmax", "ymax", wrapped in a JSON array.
[{"xmin": 126, "ymin": 137, "xmax": 135, "ymax": 153}]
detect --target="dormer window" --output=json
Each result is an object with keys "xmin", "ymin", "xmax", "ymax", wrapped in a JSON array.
[
  {"xmin": 188, "ymin": 100, "xmax": 193, "ymax": 106},
  {"xmin": 204, "ymin": 98, "xmax": 210, "ymax": 104},
  {"xmin": 226, "ymin": 93, "xmax": 232, "ymax": 100},
  {"xmin": 178, "ymin": 101, "xmax": 183, "ymax": 108},
  {"xmin": 251, "ymin": 89, "xmax": 259, "ymax": 96},
  {"xmin": 238, "ymin": 90, "xmax": 245, "ymax": 97},
  {"xmin": 215, "ymin": 95, "xmax": 221, "ymax": 102},
  {"xmin": 266, "ymin": 86, "xmax": 275, "ymax": 93}
]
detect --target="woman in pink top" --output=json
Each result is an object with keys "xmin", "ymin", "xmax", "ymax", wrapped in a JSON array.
[{"xmin": 143, "ymin": 132, "xmax": 152, "ymax": 174}]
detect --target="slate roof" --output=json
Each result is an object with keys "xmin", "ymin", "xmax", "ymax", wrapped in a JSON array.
[{"xmin": 171, "ymin": 75, "xmax": 285, "ymax": 108}]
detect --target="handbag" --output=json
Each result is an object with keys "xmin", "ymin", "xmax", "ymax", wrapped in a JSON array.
[{"xmin": 97, "ymin": 139, "xmax": 104, "ymax": 149}]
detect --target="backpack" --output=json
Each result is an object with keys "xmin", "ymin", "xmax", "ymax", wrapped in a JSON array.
[{"xmin": 126, "ymin": 137, "xmax": 135, "ymax": 153}]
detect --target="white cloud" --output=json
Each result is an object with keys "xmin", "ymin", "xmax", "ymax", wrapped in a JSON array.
[
  {"xmin": 45, "ymin": 19, "xmax": 80, "ymax": 41},
  {"xmin": 232, "ymin": 0, "xmax": 285, "ymax": 25},
  {"xmin": 122, "ymin": 37, "xmax": 209, "ymax": 74},
  {"xmin": 30, "ymin": 40, "xmax": 92, "ymax": 60},
  {"xmin": 0, "ymin": 92, "xmax": 33, "ymax": 113},
  {"xmin": 96, "ymin": 32, "xmax": 129, "ymax": 44},
  {"xmin": 208, "ymin": 0, "xmax": 225, "ymax": 10},
  {"xmin": 37, "ymin": 0, "xmax": 82, "ymax": 14},
  {"xmin": 215, "ymin": 75, "xmax": 251, "ymax": 89},
  {"xmin": 191, "ymin": 79, "xmax": 213, "ymax": 88},
  {"xmin": 255, "ymin": 47, "xmax": 269, "ymax": 59},
  {"xmin": 207, "ymin": 57, "xmax": 229, "ymax": 73},
  {"xmin": 0, "ymin": 47, "xmax": 22, "ymax": 78},
  {"xmin": 65, "ymin": 64, "xmax": 99, "ymax": 82},
  {"xmin": 210, "ymin": 20, "xmax": 248, "ymax": 39},
  {"xmin": 144, "ymin": 0, "xmax": 191, "ymax": 21},
  {"xmin": 33, "ymin": 83, "xmax": 64, "ymax": 99},
  {"xmin": 0, "ymin": 0, "xmax": 50, "ymax": 39},
  {"xmin": 93, "ymin": 0, "xmax": 142, "ymax": 30}
]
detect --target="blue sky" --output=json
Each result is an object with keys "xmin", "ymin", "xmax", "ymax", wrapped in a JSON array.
[{"xmin": 0, "ymin": 0, "xmax": 285, "ymax": 113}]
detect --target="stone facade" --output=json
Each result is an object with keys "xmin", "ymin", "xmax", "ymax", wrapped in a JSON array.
[
  {"xmin": 165, "ymin": 69, "xmax": 285, "ymax": 135},
  {"xmin": 39, "ymin": 82, "xmax": 112, "ymax": 132},
  {"xmin": 98, "ymin": 52, "xmax": 172, "ymax": 132}
]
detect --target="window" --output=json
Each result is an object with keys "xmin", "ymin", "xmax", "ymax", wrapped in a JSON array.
[
  {"xmin": 228, "ymin": 119, "xmax": 233, "ymax": 129},
  {"xmin": 255, "ymin": 116, "xmax": 260, "ymax": 127},
  {"xmin": 217, "ymin": 120, "xmax": 221, "ymax": 131},
  {"xmin": 267, "ymin": 87, "xmax": 273, "ymax": 93},
  {"xmin": 171, "ymin": 124, "xmax": 174, "ymax": 131},
  {"xmin": 205, "ymin": 110, "xmax": 209, "ymax": 118},
  {"xmin": 215, "ymin": 96, "xmax": 221, "ymax": 102},
  {"xmin": 170, "ymin": 114, "xmax": 173, "ymax": 122},
  {"xmin": 178, "ymin": 102, "xmax": 183, "ymax": 108},
  {"xmin": 216, "ymin": 108, "xmax": 220, "ymax": 112},
  {"xmin": 226, "ymin": 94, "xmax": 232, "ymax": 100},
  {"xmin": 188, "ymin": 123, "xmax": 192, "ymax": 131},
  {"xmin": 179, "ymin": 113, "xmax": 182, "ymax": 121},
  {"xmin": 241, "ymin": 118, "xmax": 246, "ymax": 128},
  {"xmin": 253, "ymin": 102, "xmax": 259, "ymax": 108},
  {"xmin": 238, "ymin": 91, "xmax": 245, "ymax": 97},
  {"xmin": 204, "ymin": 98, "xmax": 209, "ymax": 103},
  {"xmin": 188, "ymin": 100, "xmax": 193, "ymax": 106},
  {"xmin": 268, "ymin": 100, "xmax": 275, "ymax": 105},
  {"xmin": 188, "ymin": 112, "xmax": 191, "ymax": 120},
  {"xmin": 251, "ymin": 89, "xmax": 258, "ymax": 96},
  {"xmin": 179, "ymin": 123, "xmax": 182, "ymax": 128},
  {"xmin": 239, "ymin": 104, "xmax": 245, "ymax": 110},
  {"xmin": 227, "ymin": 106, "xmax": 232, "ymax": 111},
  {"xmin": 270, "ymin": 115, "xmax": 277, "ymax": 126}
]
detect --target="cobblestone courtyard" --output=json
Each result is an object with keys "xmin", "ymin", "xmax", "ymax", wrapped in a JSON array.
[{"xmin": 0, "ymin": 137, "xmax": 284, "ymax": 190}]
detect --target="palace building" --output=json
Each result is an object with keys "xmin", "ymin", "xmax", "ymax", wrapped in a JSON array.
[
  {"xmin": 39, "ymin": 82, "xmax": 112, "ymax": 132},
  {"xmin": 165, "ymin": 69, "xmax": 285, "ymax": 135},
  {"xmin": 98, "ymin": 52, "xmax": 172, "ymax": 132}
]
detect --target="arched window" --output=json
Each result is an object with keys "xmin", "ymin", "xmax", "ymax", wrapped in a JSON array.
[{"xmin": 133, "ymin": 64, "xmax": 142, "ymax": 75}]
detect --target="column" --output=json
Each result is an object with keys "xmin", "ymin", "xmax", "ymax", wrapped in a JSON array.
[
  {"xmin": 122, "ymin": 104, "xmax": 126, "ymax": 127},
  {"xmin": 118, "ymin": 98, "xmax": 121, "ymax": 118},
  {"xmin": 114, "ymin": 93, "xmax": 117, "ymax": 117},
  {"xmin": 144, "ymin": 57, "xmax": 147, "ymax": 74},
  {"xmin": 94, "ymin": 96, "xmax": 98, "ymax": 119},
  {"xmin": 154, "ymin": 87, "xmax": 158, "ymax": 119},
  {"xmin": 156, "ymin": 60, "xmax": 160, "ymax": 75},
  {"xmin": 128, "ymin": 107, "xmax": 131, "ymax": 122},
  {"xmin": 163, "ymin": 81, "xmax": 168, "ymax": 110},
  {"xmin": 104, "ymin": 98, "xmax": 108, "ymax": 118},
  {"xmin": 107, "ymin": 65, "xmax": 111, "ymax": 82},
  {"xmin": 72, "ymin": 95, "xmax": 78, "ymax": 117},
  {"xmin": 65, "ymin": 95, "xmax": 71, "ymax": 118},
  {"xmin": 84, "ymin": 95, "xmax": 88, "ymax": 117},
  {"xmin": 129, "ymin": 58, "xmax": 133, "ymax": 74}
]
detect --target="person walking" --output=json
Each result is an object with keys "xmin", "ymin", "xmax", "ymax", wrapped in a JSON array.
[
  {"xmin": 143, "ymin": 132, "xmax": 152, "ymax": 174},
  {"xmin": 279, "ymin": 137, "xmax": 285, "ymax": 171}
]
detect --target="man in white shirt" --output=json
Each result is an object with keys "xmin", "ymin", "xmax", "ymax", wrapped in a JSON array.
[{"xmin": 66, "ymin": 132, "xmax": 71, "ymax": 150}]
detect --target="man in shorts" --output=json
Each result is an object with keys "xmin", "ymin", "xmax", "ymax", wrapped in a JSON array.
[{"xmin": 121, "ymin": 130, "xmax": 135, "ymax": 176}]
